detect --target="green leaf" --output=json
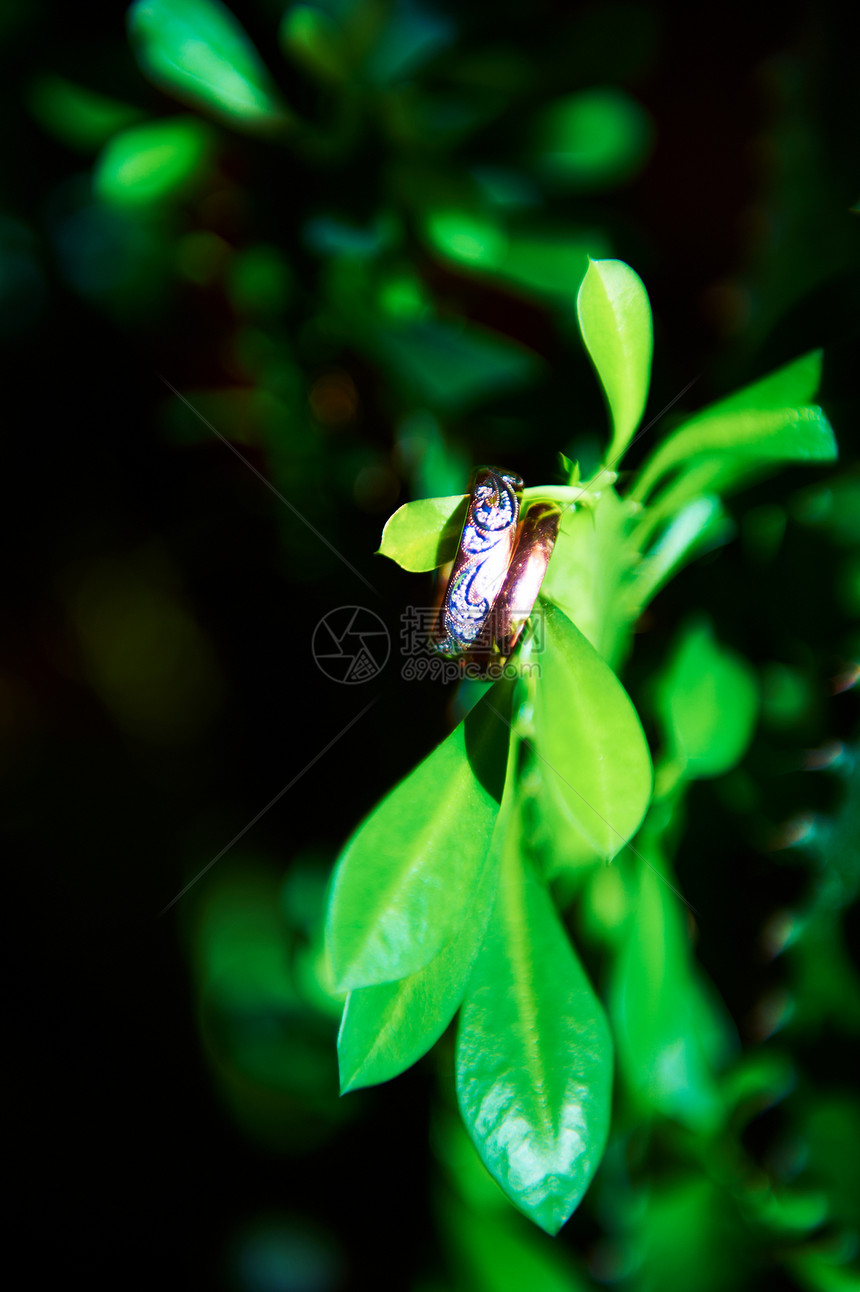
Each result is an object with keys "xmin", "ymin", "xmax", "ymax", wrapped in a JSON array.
[
  {"xmin": 279, "ymin": 5, "xmax": 347, "ymax": 84},
  {"xmin": 377, "ymin": 494, "xmax": 467, "ymax": 571},
  {"xmin": 95, "ymin": 117, "xmax": 212, "ymax": 207},
  {"xmin": 28, "ymin": 76, "xmax": 144, "ymax": 151},
  {"xmin": 128, "ymin": 0, "xmax": 289, "ymax": 131},
  {"xmin": 696, "ymin": 348, "xmax": 823, "ymax": 417},
  {"xmin": 538, "ymin": 485, "xmax": 633, "ymax": 664},
  {"xmin": 576, "ymin": 258, "xmax": 653, "ymax": 465},
  {"xmin": 533, "ymin": 88, "xmax": 653, "ymax": 190},
  {"xmin": 326, "ymin": 684, "xmax": 510, "ymax": 991},
  {"xmin": 456, "ymin": 837, "xmax": 612, "ymax": 1234},
  {"xmin": 501, "ymin": 232, "xmax": 602, "ymax": 301},
  {"xmin": 375, "ymin": 318, "xmax": 540, "ymax": 410},
  {"xmin": 423, "ymin": 208, "xmax": 605, "ymax": 303},
  {"xmin": 634, "ymin": 404, "xmax": 837, "ymax": 502},
  {"xmin": 531, "ymin": 602, "xmax": 652, "ymax": 861},
  {"xmin": 655, "ymin": 619, "xmax": 758, "ymax": 779},
  {"xmin": 440, "ymin": 1185, "xmax": 591, "ymax": 1292},
  {"xmin": 337, "ymin": 821, "xmax": 500, "ymax": 1092},
  {"xmin": 626, "ymin": 495, "xmax": 734, "ymax": 613},
  {"xmin": 609, "ymin": 852, "xmax": 729, "ymax": 1130},
  {"xmin": 377, "ymin": 486, "xmax": 583, "ymax": 572}
]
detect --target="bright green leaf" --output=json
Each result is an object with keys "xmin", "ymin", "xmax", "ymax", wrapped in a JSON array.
[
  {"xmin": 530, "ymin": 602, "xmax": 652, "ymax": 861},
  {"xmin": 655, "ymin": 619, "xmax": 758, "ymax": 779},
  {"xmin": 696, "ymin": 348, "xmax": 823, "ymax": 418},
  {"xmin": 326, "ymin": 683, "xmax": 510, "ymax": 991},
  {"xmin": 128, "ymin": 0, "xmax": 289, "ymax": 131},
  {"xmin": 95, "ymin": 117, "xmax": 212, "ymax": 207},
  {"xmin": 633, "ymin": 404, "xmax": 837, "ymax": 502},
  {"xmin": 576, "ymin": 257, "xmax": 653, "ymax": 464},
  {"xmin": 377, "ymin": 486, "xmax": 584, "ymax": 572},
  {"xmin": 457, "ymin": 838, "xmax": 612, "ymax": 1234},
  {"xmin": 377, "ymin": 494, "xmax": 467, "ymax": 571},
  {"xmin": 337, "ymin": 821, "xmax": 500, "ymax": 1092}
]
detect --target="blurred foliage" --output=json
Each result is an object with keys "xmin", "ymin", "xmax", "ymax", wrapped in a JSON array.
[{"xmin": 3, "ymin": 0, "xmax": 858, "ymax": 1288}]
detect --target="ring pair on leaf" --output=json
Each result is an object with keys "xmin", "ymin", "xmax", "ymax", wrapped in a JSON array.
[{"xmin": 433, "ymin": 466, "xmax": 561, "ymax": 672}]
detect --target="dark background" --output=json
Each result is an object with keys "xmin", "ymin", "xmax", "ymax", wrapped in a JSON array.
[{"xmin": 3, "ymin": 1, "xmax": 858, "ymax": 1287}]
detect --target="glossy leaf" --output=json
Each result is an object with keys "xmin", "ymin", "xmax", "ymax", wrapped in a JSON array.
[
  {"xmin": 95, "ymin": 117, "xmax": 212, "ymax": 207},
  {"xmin": 655, "ymin": 619, "xmax": 758, "ymax": 779},
  {"xmin": 457, "ymin": 836, "xmax": 612, "ymax": 1234},
  {"xmin": 576, "ymin": 258, "xmax": 653, "ymax": 465},
  {"xmin": 634, "ymin": 404, "xmax": 837, "ymax": 502},
  {"xmin": 377, "ymin": 494, "xmax": 467, "ymax": 571},
  {"xmin": 337, "ymin": 818, "xmax": 500, "ymax": 1092},
  {"xmin": 128, "ymin": 0, "xmax": 289, "ymax": 131},
  {"xmin": 326, "ymin": 684, "xmax": 510, "ymax": 990},
  {"xmin": 531, "ymin": 602, "xmax": 652, "ymax": 860}
]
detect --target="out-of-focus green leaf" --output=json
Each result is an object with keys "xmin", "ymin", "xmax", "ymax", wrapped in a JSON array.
[
  {"xmin": 531, "ymin": 603, "xmax": 652, "ymax": 861},
  {"xmin": 655, "ymin": 618, "xmax": 758, "ymax": 780},
  {"xmin": 440, "ymin": 1189, "xmax": 591, "ymax": 1292},
  {"xmin": 326, "ymin": 683, "xmax": 510, "ymax": 990},
  {"xmin": 633, "ymin": 1177, "xmax": 739, "ymax": 1292},
  {"xmin": 627, "ymin": 496, "xmax": 734, "ymax": 613},
  {"xmin": 423, "ymin": 208, "xmax": 604, "ymax": 302},
  {"xmin": 193, "ymin": 862, "xmax": 347, "ymax": 1150},
  {"xmin": 457, "ymin": 833, "xmax": 612, "ymax": 1234},
  {"xmin": 375, "ymin": 317, "xmax": 540, "ymax": 409},
  {"xmin": 792, "ymin": 470, "xmax": 860, "ymax": 545},
  {"xmin": 362, "ymin": 0, "xmax": 454, "ymax": 83},
  {"xmin": 95, "ymin": 117, "xmax": 212, "ymax": 207},
  {"xmin": 227, "ymin": 244, "xmax": 293, "ymax": 315},
  {"xmin": 533, "ymin": 87, "xmax": 653, "ymax": 190},
  {"xmin": 377, "ymin": 494, "xmax": 467, "ymax": 571},
  {"xmin": 577, "ymin": 258, "xmax": 653, "ymax": 465},
  {"xmin": 789, "ymin": 1251, "xmax": 860, "ymax": 1292},
  {"xmin": 424, "ymin": 209, "xmax": 506, "ymax": 269},
  {"xmin": 128, "ymin": 0, "xmax": 289, "ymax": 131},
  {"xmin": 279, "ymin": 5, "xmax": 346, "ymax": 83},
  {"xmin": 501, "ymin": 231, "xmax": 603, "ymax": 300},
  {"xmin": 610, "ymin": 852, "xmax": 730, "ymax": 1129},
  {"xmin": 634, "ymin": 404, "xmax": 837, "ymax": 502},
  {"xmin": 761, "ymin": 662, "xmax": 816, "ymax": 730},
  {"xmin": 28, "ymin": 76, "xmax": 144, "ymax": 150},
  {"xmin": 337, "ymin": 810, "xmax": 500, "ymax": 1092}
]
